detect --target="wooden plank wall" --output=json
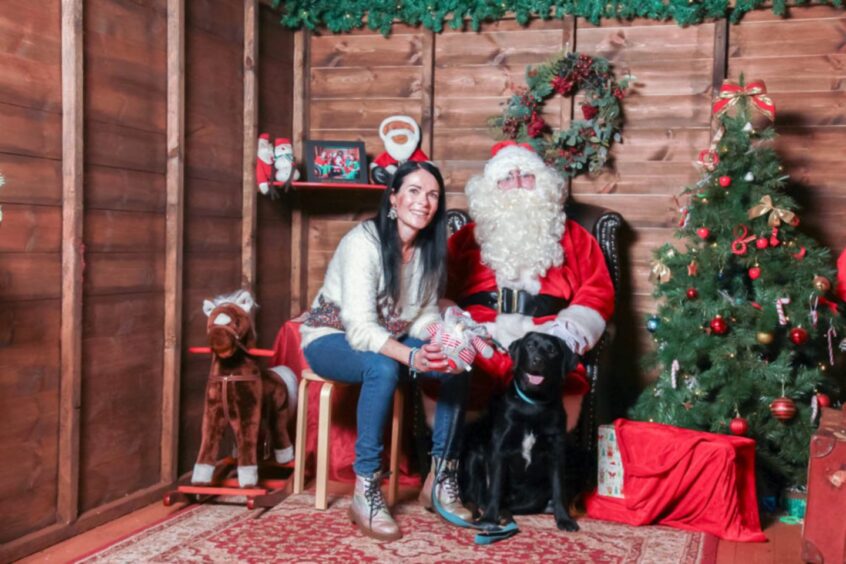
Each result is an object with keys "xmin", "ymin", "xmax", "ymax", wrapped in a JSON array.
[
  {"xmin": 0, "ymin": 1, "xmax": 63, "ymax": 543},
  {"xmin": 177, "ymin": 0, "xmax": 246, "ymax": 474},
  {"xmin": 298, "ymin": 9, "xmax": 846, "ymax": 406},
  {"xmin": 0, "ymin": 0, "xmax": 296, "ymax": 556},
  {"xmin": 79, "ymin": 0, "xmax": 167, "ymax": 513}
]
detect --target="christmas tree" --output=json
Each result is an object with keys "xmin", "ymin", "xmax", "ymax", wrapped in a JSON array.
[{"xmin": 630, "ymin": 79, "xmax": 845, "ymax": 488}]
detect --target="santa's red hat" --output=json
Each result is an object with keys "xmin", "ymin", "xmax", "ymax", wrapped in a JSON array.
[{"xmin": 484, "ymin": 140, "xmax": 547, "ymax": 183}]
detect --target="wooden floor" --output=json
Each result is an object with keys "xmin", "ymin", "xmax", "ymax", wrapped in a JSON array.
[{"xmin": 20, "ymin": 483, "xmax": 802, "ymax": 563}]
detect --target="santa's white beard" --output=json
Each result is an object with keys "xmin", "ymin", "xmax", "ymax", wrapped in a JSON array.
[
  {"xmin": 468, "ymin": 175, "xmax": 566, "ymax": 290},
  {"xmin": 383, "ymin": 129, "xmax": 418, "ymax": 162}
]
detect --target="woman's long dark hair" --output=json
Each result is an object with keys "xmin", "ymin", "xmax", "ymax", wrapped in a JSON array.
[{"xmin": 373, "ymin": 160, "xmax": 447, "ymax": 308}]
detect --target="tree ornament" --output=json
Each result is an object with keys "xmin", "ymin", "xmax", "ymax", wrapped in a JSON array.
[
  {"xmin": 687, "ymin": 260, "xmax": 699, "ymax": 277},
  {"xmin": 686, "ymin": 288, "xmax": 699, "ymax": 300},
  {"xmin": 696, "ymin": 149, "xmax": 719, "ymax": 172},
  {"xmin": 812, "ymin": 275, "xmax": 831, "ymax": 293},
  {"xmin": 649, "ymin": 260, "xmax": 672, "ymax": 284},
  {"xmin": 718, "ymin": 175, "xmax": 732, "ymax": 188},
  {"xmin": 646, "ymin": 316, "xmax": 660, "ymax": 333},
  {"xmin": 713, "ymin": 79, "xmax": 775, "ymax": 130},
  {"xmin": 730, "ymin": 417, "xmax": 749, "ymax": 436},
  {"xmin": 770, "ymin": 396, "xmax": 797, "ymax": 421},
  {"xmin": 776, "ymin": 296, "xmax": 791, "ymax": 325},
  {"xmin": 492, "ymin": 51, "xmax": 629, "ymax": 178},
  {"xmin": 744, "ymin": 172, "xmax": 754, "ymax": 182},
  {"xmin": 756, "ymin": 331, "xmax": 774, "ymax": 345},
  {"xmin": 756, "ymin": 237, "xmax": 769, "ymax": 249},
  {"xmin": 789, "ymin": 326, "xmax": 809, "ymax": 346},
  {"xmin": 696, "ymin": 227, "xmax": 711, "ymax": 239},
  {"xmin": 710, "ymin": 315, "xmax": 729, "ymax": 335},
  {"xmin": 816, "ymin": 392, "xmax": 831, "ymax": 408},
  {"xmin": 748, "ymin": 265, "xmax": 761, "ymax": 280}
]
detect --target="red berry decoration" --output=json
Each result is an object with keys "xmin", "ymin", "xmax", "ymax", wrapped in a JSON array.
[
  {"xmin": 696, "ymin": 227, "xmax": 711, "ymax": 239},
  {"xmin": 748, "ymin": 266, "xmax": 761, "ymax": 280},
  {"xmin": 770, "ymin": 396, "xmax": 797, "ymax": 421},
  {"xmin": 816, "ymin": 393, "xmax": 831, "ymax": 408},
  {"xmin": 719, "ymin": 175, "xmax": 732, "ymax": 188},
  {"xmin": 729, "ymin": 417, "xmax": 749, "ymax": 436},
  {"xmin": 686, "ymin": 288, "xmax": 699, "ymax": 300},
  {"xmin": 789, "ymin": 326, "xmax": 809, "ymax": 346},
  {"xmin": 710, "ymin": 315, "xmax": 729, "ymax": 335},
  {"xmin": 755, "ymin": 237, "xmax": 769, "ymax": 249}
]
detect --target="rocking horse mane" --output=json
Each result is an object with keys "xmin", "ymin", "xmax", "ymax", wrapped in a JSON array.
[{"xmin": 203, "ymin": 288, "xmax": 258, "ymax": 317}]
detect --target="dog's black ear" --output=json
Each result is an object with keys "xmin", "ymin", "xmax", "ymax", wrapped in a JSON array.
[
  {"xmin": 558, "ymin": 339, "xmax": 580, "ymax": 376},
  {"xmin": 508, "ymin": 337, "xmax": 522, "ymax": 367}
]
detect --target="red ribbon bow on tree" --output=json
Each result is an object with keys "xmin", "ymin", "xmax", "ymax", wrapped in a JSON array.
[{"xmin": 712, "ymin": 80, "xmax": 775, "ymax": 121}]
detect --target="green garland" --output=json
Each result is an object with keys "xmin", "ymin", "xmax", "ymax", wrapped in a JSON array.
[
  {"xmin": 272, "ymin": 0, "xmax": 844, "ymax": 35},
  {"xmin": 490, "ymin": 51, "xmax": 630, "ymax": 177}
]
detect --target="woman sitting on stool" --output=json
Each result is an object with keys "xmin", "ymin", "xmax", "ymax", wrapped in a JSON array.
[{"xmin": 300, "ymin": 160, "xmax": 472, "ymax": 541}]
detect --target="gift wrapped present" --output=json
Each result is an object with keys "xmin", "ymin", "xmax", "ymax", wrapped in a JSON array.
[{"xmin": 597, "ymin": 424, "xmax": 624, "ymax": 498}]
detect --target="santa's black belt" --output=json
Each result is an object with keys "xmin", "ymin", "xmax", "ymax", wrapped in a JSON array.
[{"xmin": 459, "ymin": 289, "xmax": 569, "ymax": 316}]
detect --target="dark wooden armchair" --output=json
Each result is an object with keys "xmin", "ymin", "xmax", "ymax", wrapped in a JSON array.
[{"xmin": 445, "ymin": 201, "xmax": 623, "ymax": 469}]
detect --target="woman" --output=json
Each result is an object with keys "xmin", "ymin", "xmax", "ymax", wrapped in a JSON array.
[{"xmin": 300, "ymin": 160, "xmax": 472, "ymax": 541}]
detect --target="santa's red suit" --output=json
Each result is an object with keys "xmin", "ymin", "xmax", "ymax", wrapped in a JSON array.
[{"xmin": 444, "ymin": 219, "xmax": 615, "ymax": 410}]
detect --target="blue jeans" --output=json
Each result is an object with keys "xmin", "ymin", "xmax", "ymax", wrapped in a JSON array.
[{"xmin": 303, "ymin": 333, "xmax": 469, "ymax": 476}]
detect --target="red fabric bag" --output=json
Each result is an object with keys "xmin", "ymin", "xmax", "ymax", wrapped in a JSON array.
[
  {"xmin": 585, "ymin": 419, "xmax": 766, "ymax": 543},
  {"xmin": 801, "ymin": 407, "xmax": 846, "ymax": 563}
]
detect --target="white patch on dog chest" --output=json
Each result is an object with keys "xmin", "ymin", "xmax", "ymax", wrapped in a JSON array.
[{"xmin": 521, "ymin": 431, "xmax": 536, "ymax": 469}]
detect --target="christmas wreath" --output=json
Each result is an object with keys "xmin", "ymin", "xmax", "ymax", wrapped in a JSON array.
[{"xmin": 490, "ymin": 51, "xmax": 630, "ymax": 178}]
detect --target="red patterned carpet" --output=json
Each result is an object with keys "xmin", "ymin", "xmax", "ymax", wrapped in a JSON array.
[{"xmin": 76, "ymin": 493, "xmax": 717, "ymax": 563}]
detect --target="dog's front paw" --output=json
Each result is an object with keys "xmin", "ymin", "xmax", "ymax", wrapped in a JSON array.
[{"xmin": 556, "ymin": 516, "xmax": 579, "ymax": 532}]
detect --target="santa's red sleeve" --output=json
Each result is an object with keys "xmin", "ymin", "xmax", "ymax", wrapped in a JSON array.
[{"xmin": 563, "ymin": 220, "xmax": 615, "ymax": 322}]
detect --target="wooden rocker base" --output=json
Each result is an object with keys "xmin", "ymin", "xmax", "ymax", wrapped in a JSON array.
[{"xmin": 163, "ymin": 456, "xmax": 294, "ymax": 510}]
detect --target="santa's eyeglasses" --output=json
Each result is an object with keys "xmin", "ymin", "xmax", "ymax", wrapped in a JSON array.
[{"xmin": 497, "ymin": 169, "xmax": 536, "ymax": 190}]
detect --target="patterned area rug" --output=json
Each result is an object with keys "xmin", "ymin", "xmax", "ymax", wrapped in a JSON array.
[{"xmin": 77, "ymin": 494, "xmax": 717, "ymax": 563}]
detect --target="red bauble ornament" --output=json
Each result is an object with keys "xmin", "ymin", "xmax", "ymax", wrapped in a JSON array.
[
  {"xmin": 755, "ymin": 237, "xmax": 769, "ymax": 249},
  {"xmin": 729, "ymin": 417, "xmax": 749, "ymax": 436},
  {"xmin": 748, "ymin": 266, "xmax": 761, "ymax": 280},
  {"xmin": 686, "ymin": 288, "xmax": 699, "ymax": 300},
  {"xmin": 816, "ymin": 393, "xmax": 831, "ymax": 408},
  {"xmin": 710, "ymin": 315, "xmax": 729, "ymax": 335},
  {"xmin": 770, "ymin": 396, "xmax": 797, "ymax": 421},
  {"xmin": 696, "ymin": 227, "xmax": 711, "ymax": 239},
  {"xmin": 789, "ymin": 326, "xmax": 809, "ymax": 346},
  {"xmin": 719, "ymin": 175, "xmax": 732, "ymax": 188}
]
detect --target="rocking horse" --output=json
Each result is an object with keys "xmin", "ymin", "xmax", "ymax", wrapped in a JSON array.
[{"xmin": 192, "ymin": 289, "xmax": 296, "ymax": 487}]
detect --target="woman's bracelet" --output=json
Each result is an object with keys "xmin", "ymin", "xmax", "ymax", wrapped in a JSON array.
[{"xmin": 408, "ymin": 347, "xmax": 420, "ymax": 379}]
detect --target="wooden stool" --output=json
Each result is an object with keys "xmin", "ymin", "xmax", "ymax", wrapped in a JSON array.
[{"xmin": 292, "ymin": 369, "xmax": 403, "ymax": 510}]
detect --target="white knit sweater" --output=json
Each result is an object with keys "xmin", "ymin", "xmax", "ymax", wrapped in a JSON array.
[{"xmin": 299, "ymin": 221, "xmax": 441, "ymax": 353}]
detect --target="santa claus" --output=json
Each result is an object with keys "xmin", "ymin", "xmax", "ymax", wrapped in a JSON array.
[
  {"xmin": 445, "ymin": 141, "xmax": 615, "ymax": 424},
  {"xmin": 370, "ymin": 115, "xmax": 430, "ymax": 185}
]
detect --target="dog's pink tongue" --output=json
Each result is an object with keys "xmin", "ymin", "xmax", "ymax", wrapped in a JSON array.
[{"xmin": 526, "ymin": 373, "xmax": 545, "ymax": 385}]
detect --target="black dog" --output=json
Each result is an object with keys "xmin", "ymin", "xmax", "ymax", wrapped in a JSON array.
[{"xmin": 459, "ymin": 331, "xmax": 581, "ymax": 531}]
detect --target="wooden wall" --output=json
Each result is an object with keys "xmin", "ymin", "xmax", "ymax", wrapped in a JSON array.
[
  {"xmin": 0, "ymin": 1, "xmax": 295, "ymax": 558},
  {"xmin": 294, "ymin": 9, "xmax": 846, "ymax": 415}
]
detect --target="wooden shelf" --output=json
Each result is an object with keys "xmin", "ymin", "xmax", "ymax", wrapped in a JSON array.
[{"xmin": 281, "ymin": 181, "xmax": 385, "ymax": 191}]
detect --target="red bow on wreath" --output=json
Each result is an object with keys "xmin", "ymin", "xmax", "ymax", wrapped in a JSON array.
[{"xmin": 712, "ymin": 80, "xmax": 775, "ymax": 121}]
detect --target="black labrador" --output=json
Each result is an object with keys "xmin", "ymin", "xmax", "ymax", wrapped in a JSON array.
[{"xmin": 459, "ymin": 331, "xmax": 581, "ymax": 531}]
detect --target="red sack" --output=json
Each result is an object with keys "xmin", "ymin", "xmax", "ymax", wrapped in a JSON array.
[
  {"xmin": 802, "ymin": 407, "xmax": 846, "ymax": 563},
  {"xmin": 585, "ymin": 419, "xmax": 766, "ymax": 543}
]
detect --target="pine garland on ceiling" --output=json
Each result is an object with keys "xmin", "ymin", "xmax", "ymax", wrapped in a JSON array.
[{"xmin": 272, "ymin": 0, "xmax": 844, "ymax": 35}]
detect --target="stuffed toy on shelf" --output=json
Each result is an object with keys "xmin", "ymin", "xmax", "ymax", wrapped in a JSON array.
[
  {"xmin": 273, "ymin": 137, "xmax": 300, "ymax": 189},
  {"xmin": 370, "ymin": 115, "xmax": 430, "ymax": 185}
]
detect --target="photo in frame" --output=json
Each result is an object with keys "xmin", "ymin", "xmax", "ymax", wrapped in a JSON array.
[{"xmin": 304, "ymin": 140, "xmax": 368, "ymax": 184}]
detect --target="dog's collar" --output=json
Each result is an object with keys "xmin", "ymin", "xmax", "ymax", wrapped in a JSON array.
[{"xmin": 513, "ymin": 381, "xmax": 549, "ymax": 406}]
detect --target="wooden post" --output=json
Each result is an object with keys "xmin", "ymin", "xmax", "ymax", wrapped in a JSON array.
[
  {"xmin": 420, "ymin": 29, "xmax": 435, "ymax": 158},
  {"xmin": 242, "ymin": 0, "xmax": 258, "ymax": 291},
  {"xmin": 161, "ymin": 0, "xmax": 185, "ymax": 484},
  {"xmin": 290, "ymin": 29, "xmax": 308, "ymax": 315},
  {"xmin": 58, "ymin": 0, "xmax": 83, "ymax": 525},
  {"xmin": 711, "ymin": 19, "xmax": 729, "ymax": 139}
]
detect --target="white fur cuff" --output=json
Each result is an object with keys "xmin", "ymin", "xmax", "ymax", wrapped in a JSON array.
[
  {"xmin": 549, "ymin": 305, "xmax": 607, "ymax": 355},
  {"xmin": 192, "ymin": 463, "xmax": 215, "ymax": 485},
  {"xmin": 269, "ymin": 365, "xmax": 298, "ymax": 409},
  {"xmin": 238, "ymin": 465, "xmax": 258, "ymax": 487}
]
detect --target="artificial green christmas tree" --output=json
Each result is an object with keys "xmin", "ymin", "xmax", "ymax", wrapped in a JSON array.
[{"xmin": 630, "ymin": 79, "xmax": 844, "ymax": 489}]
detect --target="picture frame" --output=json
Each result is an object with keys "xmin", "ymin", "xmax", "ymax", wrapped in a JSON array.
[{"xmin": 303, "ymin": 140, "xmax": 369, "ymax": 184}]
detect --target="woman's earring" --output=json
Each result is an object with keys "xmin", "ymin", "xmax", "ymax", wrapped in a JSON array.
[{"xmin": 388, "ymin": 207, "xmax": 398, "ymax": 220}]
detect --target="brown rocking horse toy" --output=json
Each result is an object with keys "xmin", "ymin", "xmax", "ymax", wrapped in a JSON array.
[{"xmin": 191, "ymin": 289, "xmax": 297, "ymax": 488}]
